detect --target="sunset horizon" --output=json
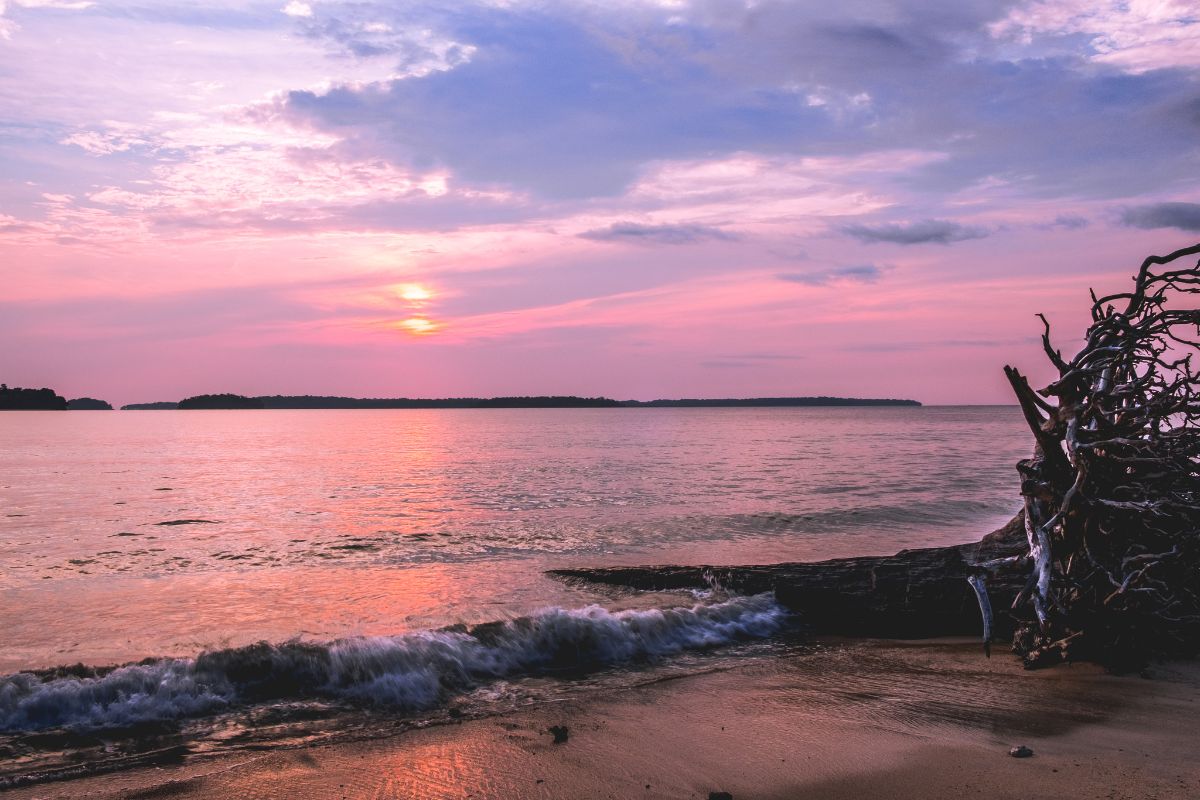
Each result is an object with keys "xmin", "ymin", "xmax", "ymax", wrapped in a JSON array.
[{"xmin": 4, "ymin": 2, "xmax": 1200, "ymax": 405}]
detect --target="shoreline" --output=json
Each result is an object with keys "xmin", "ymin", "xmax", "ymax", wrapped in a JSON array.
[{"xmin": 7, "ymin": 638, "xmax": 1198, "ymax": 799}]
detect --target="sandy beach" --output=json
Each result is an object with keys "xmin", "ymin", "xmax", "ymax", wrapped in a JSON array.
[{"xmin": 8, "ymin": 638, "xmax": 1197, "ymax": 800}]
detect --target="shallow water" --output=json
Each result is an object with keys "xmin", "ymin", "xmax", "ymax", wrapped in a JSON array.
[
  {"xmin": 1, "ymin": 406, "xmax": 1026, "ymax": 672},
  {"xmin": 0, "ymin": 406, "xmax": 1030, "ymax": 782}
]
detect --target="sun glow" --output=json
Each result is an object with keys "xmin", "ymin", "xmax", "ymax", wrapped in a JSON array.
[
  {"xmin": 397, "ymin": 316, "xmax": 440, "ymax": 336},
  {"xmin": 397, "ymin": 283, "xmax": 434, "ymax": 302}
]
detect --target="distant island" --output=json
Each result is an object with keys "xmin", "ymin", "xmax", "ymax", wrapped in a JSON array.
[
  {"xmin": 178, "ymin": 393, "xmax": 266, "ymax": 410},
  {"xmin": 7, "ymin": 385, "xmax": 922, "ymax": 411},
  {"xmin": 0, "ymin": 384, "xmax": 68, "ymax": 410},
  {"xmin": 144, "ymin": 393, "xmax": 922, "ymax": 409},
  {"xmin": 623, "ymin": 397, "xmax": 921, "ymax": 408},
  {"xmin": 255, "ymin": 394, "xmax": 624, "ymax": 409},
  {"xmin": 1, "ymin": 386, "xmax": 115, "ymax": 410},
  {"xmin": 66, "ymin": 397, "xmax": 113, "ymax": 410}
]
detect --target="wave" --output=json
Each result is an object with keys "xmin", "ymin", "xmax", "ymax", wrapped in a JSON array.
[{"xmin": 0, "ymin": 594, "xmax": 785, "ymax": 733}]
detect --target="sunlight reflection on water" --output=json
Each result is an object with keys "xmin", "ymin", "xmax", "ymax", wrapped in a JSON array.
[{"xmin": 0, "ymin": 407, "xmax": 1027, "ymax": 670}]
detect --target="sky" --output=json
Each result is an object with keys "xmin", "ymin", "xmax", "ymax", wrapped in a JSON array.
[{"xmin": 1, "ymin": 0, "xmax": 1199, "ymax": 405}]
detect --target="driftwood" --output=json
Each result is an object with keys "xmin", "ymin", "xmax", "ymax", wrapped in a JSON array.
[
  {"xmin": 551, "ymin": 514, "xmax": 1027, "ymax": 647},
  {"xmin": 997, "ymin": 242, "xmax": 1200, "ymax": 668},
  {"xmin": 555, "ymin": 243, "xmax": 1200, "ymax": 669}
]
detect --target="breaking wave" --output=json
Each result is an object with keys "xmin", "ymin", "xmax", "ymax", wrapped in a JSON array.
[{"xmin": 0, "ymin": 594, "xmax": 785, "ymax": 732}]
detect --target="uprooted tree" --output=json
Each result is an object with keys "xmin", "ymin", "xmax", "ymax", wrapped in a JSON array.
[{"xmin": 988, "ymin": 242, "xmax": 1200, "ymax": 669}]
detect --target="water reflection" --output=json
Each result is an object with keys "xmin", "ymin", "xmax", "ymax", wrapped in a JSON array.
[{"xmin": 0, "ymin": 407, "xmax": 1027, "ymax": 670}]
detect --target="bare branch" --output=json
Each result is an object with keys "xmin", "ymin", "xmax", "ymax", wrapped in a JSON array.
[{"xmin": 1006, "ymin": 242, "xmax": 1200, "ymax": 669}]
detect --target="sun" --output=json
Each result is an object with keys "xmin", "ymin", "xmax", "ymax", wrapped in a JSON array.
[
  {"xmin": 397, "ymin": 316, "xmax": 440, "ymax": 336},
  {"xmin": 397, "ymin": 283, "xmax": 433, "ymax": 303}
]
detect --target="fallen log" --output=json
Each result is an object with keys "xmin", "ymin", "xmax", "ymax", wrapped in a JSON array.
[{"xmin": 551, "ymin": 513, "xmax": 1028, "ymax": 644}]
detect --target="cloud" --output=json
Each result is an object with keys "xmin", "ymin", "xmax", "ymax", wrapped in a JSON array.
[
  {"xmin": 0, "ymin": 0, "xmax": 93, "ymax": 39},
  {"xmin": 778, "ymin": 264, "xmax": 883, "ymax": 286},
  {"xmin": 844, "ymin": 336, "xmax": 1039, "ymax": 352},
  {"xmin": 292, "ymin": 9, "xmax": 474, "ymax": 72},
  {"xmin": 271, "ymin": 7, "xmax": 832, "ymax": 199},
  {"xmin": 1049, "ymin": 214, "xmax": 1089, "ymax": 230},
  {"xmin": 990, "ymin": 0, "xmax": 1200, "ymax": 73},
  {"xmin": 10, "ymin": 0, "xmax": 94, "ymax": 8},
  {"xmin": 724, "ymin": 352, "xmax": 806, "ymax": 361},
  {"xmin": 578, "ymin": 221, "xmax": 737, "ymax": 246},
  {"xmin": 700, "ymin": 360, "xmax": 757, "ymax": 369},
  {"xmin": 262, "ymin": 1, "xmax": 1200, "ymax": 205},
  {"xmin": 281, "ymin": 2, "xmax": 313, "ymax": 19},
  {"xmin": 7, "ymin": 0, "xmax": 1200, "ymax": 406},
  {"xmin": 1121, "ymin": 202, "xmax": 1200, "ymax": 232},
  {"xmin": 13, "ymin": 0, "xmax": 1200, "ymax": 231},
  {"xmin": 702, "ymin": 351, "xmax": 807, "ymax": 368},
  {"xmin": 840, "ymin": 220, "xmax": 989, "ymax": 245},
  {"xmin": 60, "ymin": 126, "xmax": 148, "ymax": 156},
  {"xmin": 430, "ymin": 244, "xmax": 743, "ymax": 318}
]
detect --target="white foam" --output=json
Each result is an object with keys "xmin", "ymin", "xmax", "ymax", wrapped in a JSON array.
[{"xmin": 0, "ymin": 594, "xmax": 785, "ymax": 732}]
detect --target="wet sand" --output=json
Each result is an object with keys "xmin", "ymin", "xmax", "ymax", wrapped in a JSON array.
[{"xmin": 8, "ymin": 638, "xmax": 1198, "ymax": 800}]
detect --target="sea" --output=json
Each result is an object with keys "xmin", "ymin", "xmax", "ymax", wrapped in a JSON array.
[{"xmin": 0, "ymin": 406, "xmax": 1029, "ymax": 783}]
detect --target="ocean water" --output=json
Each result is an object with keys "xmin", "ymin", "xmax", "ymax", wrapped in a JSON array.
[{"xmin": 0, "ymin": 407, "xmax": 1028, "ymax": 769}]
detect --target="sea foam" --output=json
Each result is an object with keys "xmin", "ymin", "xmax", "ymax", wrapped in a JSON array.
[{"xmin": 0, "ymin": 594, "xmax": 785, "ymax": 732}]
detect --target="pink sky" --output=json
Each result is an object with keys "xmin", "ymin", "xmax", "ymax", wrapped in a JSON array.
[{"xmin": 2, "ymin": 0, "xmax": 1199, "ymax": 405}]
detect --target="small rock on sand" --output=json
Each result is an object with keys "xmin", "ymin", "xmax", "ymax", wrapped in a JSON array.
[
  {"xmin": 709, "ymin": 793, "xmax": 734, "ymax": 800},
  {"xmin": 549, "ymin": 725, "xmax": 569, "ymax": 744},
  {"xmin": 1009, "ymin": 745, "xmax": 1034, "ymax": 758}
]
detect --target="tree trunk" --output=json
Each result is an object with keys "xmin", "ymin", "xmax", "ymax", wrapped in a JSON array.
[{"xmin": 551, "ymin": 514, "xmax": 1026, "ymax": 642}]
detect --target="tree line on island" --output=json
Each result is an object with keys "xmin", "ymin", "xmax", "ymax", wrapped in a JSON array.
[
  {"xmin": 171, "ymin": 394, "xmax": 921, "ymax": 409},
  {"xmin": 0, "ymin": 385, "xmax": 112, "ymax": 410},
  {"xmin": 1, "ymin": 385, "xmax": 921, "ymax": 410}
]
